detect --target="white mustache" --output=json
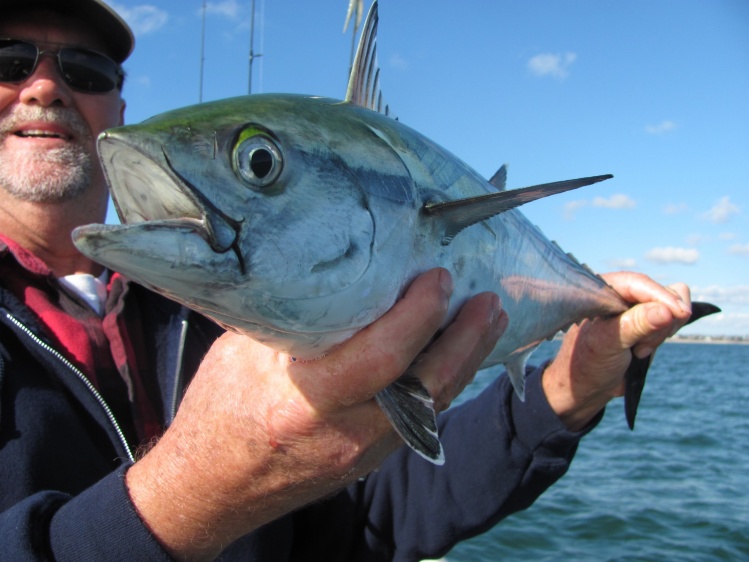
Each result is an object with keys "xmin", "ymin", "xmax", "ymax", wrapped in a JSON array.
[{"xmin": 0, "ymin": 106, "xmax": 91, "ymax": 140}]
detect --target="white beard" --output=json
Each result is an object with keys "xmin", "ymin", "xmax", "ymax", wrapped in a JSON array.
[{"xmin": 0, "ymin": 107, "xmax": 94, "ymax": 203}]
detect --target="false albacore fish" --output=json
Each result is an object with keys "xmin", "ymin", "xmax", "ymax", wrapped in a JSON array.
[{"xmin": 73, "ymin": 1, "xmax": 719, "ymax": 464}]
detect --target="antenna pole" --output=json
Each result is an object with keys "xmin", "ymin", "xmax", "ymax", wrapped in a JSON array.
[
  {"xmin": 199, "ymin": 0, "xmax": 206, "ymax": 102},
  {"xmin": 248, "ymin": 0, "xmax": 263, "ymax": 94}
]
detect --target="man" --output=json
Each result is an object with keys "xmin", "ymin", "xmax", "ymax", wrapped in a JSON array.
[{"xmin": 0, "ymin": 1, "xmax": 693, "ymax": 560}]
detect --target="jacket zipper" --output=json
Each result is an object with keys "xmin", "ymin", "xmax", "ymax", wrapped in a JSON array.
[
  {"xmin": 169, "ymin": 316, "xmax": 190, "ymax": 422},
  {"xmin": 5, "ymin": 312, "xmax": 135, "ymax": 463}
]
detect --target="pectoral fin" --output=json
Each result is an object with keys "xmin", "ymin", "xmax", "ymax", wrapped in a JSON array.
[{"xmin": 425, "ymin": 175, "xmax": 613, "ymax": 245}]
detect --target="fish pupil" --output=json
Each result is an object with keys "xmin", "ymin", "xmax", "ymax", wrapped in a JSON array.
[
  {"xmin": 250, "ymin": 148, "xmax": 274, "ymax": 179},
  {"xmin": 233, "ymin": 133, "xmax": 282, "ymax": 187}
]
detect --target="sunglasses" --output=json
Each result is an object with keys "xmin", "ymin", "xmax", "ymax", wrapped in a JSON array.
[{"xmin": 0, "ymin": 39, "xmax": 123, "ymax": 93}]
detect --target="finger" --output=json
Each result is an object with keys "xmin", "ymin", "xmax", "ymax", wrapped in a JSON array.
[
  {"xmin": 570, "ymin": 300, "xmax": 671, "ymax": 360},
  {"xmin": 625, "ymin": 302, "xmax": 681, "ymax": 358},
  {"xmin": 602, "ymin": 272, "xmax": 692, "ymax": 319},
  {"xmin": 294, "ymin": 268, "xmax": 454, "ymax": 409},
  {"xmin": 413, "ymin": 292, "xmax": 506, "ymax": 411}
]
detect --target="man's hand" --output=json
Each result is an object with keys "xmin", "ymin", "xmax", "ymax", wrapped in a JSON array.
[
  {"xmin": 543, "ymin": 271, "xmax": 693, "ymax": 432},
  {"xmin": 125, "ymin": 268, "xmax": 505, "ymax": 561}
]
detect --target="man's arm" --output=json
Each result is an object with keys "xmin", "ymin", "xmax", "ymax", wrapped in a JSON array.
[
  {"xmin": 125, "ymin": 268, "xmax": 505, "ymax": 561},
  {"xmin": 543, "ymin": 271, "xmax": 692, "ymax": 431}
]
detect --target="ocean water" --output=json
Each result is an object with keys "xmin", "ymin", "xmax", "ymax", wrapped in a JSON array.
[{"xmin": 446, "ymin": 341, "xmax": 749, "ymax": 562}]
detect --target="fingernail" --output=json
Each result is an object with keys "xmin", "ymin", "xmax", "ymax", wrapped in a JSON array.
[
  {"xmin": 489, "ymin": 294, "xmax": 501, "ymax": 322},
  {"xmin": 439, "ymin": 269, "xmax": 454, "ymax": 297},
  {"xmin": 490, "ymin": 295, "xmax": 509, "ymax": 335},
  {"xmin": 634, "ymin": 345, "xmax": 654, "ymax": 359},
  {"xmin": 678, "ymin": 299, "xmax": 692, "ymax": 315}
]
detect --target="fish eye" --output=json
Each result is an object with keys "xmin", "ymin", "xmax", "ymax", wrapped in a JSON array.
[{"xmin": 234, "ymin": 135, "xmax": 283, "ymax": 188}]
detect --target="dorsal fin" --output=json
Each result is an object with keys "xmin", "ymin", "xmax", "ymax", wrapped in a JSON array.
[
  {"xmin": 424, "ymin": 174, "xmax": 613, "ymax": 245},
  {"xmin": 488, "ymin": 164, "xmax": 508, "ymax": 191},
  {"xmin": 344, "ymin": 1, "xmax": 392, "ymax": 116}
]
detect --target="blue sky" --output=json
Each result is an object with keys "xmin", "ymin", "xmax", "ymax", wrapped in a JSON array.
[{"xmin": 107, "ymin": 0, "xmax": 748, "ymax": 337}]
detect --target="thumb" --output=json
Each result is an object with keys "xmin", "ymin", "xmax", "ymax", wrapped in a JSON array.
[{"xmin": 623, "ymin": 302, "xmax": 676, "ymax": 358}]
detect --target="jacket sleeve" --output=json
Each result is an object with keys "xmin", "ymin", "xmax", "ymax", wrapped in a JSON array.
[
  {"xmin": 351, "ymin": 364, "xmax": 603, "ymax": 562},
  {"xmin": 0, "ymin": 465, "xmax": 173, "ymax": 562}
]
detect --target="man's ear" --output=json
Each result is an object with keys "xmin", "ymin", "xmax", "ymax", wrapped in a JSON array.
[{"xmin": 119, "ymin": 99, "xmax": 126, "ymax": 126}]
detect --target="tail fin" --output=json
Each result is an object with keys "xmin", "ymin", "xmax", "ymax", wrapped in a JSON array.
[{"xmin": 624, "ymin": 301, "xmax": 721, "ymax": 429}]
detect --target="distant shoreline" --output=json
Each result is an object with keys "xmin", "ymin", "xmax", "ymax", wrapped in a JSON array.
[
  {"xmin": 667, "ymin": 336, "xmax": 749, "ymax": 345},
  {"xmin": 551, "ymin": 333, "xmax": 749, "ymax": 345}
]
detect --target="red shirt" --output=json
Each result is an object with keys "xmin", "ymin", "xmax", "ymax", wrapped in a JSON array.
[{"xmin": 0, "ymin": 234, "xmax": 162, "ymax": 447}]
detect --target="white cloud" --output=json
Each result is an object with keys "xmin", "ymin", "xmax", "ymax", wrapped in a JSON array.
[
  {"xmin": 562, "ymin": 199, "xmax": 587, "ymax": 220},
  {"xmin": 680, "ymin": 285, "xmax": 749, "ymax": 337},
  {"xmin": 729, "ymin": 243, "xmax": 749, "ymax": 255},
  {"xmin": 664, "ymin": 202, "xmax": 687, "ymax": 214},
  {"xmin": 592, "ymin": 193, "xmax": 636, "ymax": 210},
  {"xmin": 645, "ymin": 120, "xmax": 676, "ymax": 135},
  {"xmin": 645, "ymin": 246, "xmax": 700, "ymax": 264},
  {"xmin": 686, "ymin": 233, "xmax": 709, "ymax": 246},
  {"xmin": 527, "ymin": 52, "xmax": 577, "ymax": 79},
  {"xmin": 719, "ymin": 232, "xmax": 737, "ymax": 241},
  {"xmin": 691, "ymin": 285, "xmax": 749, "ymax": 305},
  {"xmin": 111, "ymin": 3, "xmax": 168, "ymax": 36},
  {"xmin": 562, "ymin": 194, "xmax": 636, "ymax": 218},
  {"xmin": 204, "ymin": 0, "xmax": 242, "ymax": 19},
  {"xmin": 701, "ymin": 196, "xmax": 740, "ymax": 224},
  {"xmin": 607, "ymin": 258, "xmax": 637, "ymax": 269},
  {"xmin": 389, "ymin": 53, "xmax": 409, "ymax": 71}
]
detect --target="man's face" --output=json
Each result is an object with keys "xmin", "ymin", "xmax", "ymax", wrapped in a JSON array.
[{"xmin": 0, "ymin": 15, "xmax": 125, "ymax": 203}]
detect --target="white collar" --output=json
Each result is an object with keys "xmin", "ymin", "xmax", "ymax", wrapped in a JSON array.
[{"xmin": 57, "ymin": 269, "xmax": 109, "ymax": 317}]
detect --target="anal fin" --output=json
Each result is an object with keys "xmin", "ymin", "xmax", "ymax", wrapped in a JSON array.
[{"xmin": 504, "ymin": 347, "xmax": 538, "ymax": 402}]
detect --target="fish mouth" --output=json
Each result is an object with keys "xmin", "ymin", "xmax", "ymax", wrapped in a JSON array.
[{"xmin": 99, "ymin": 133, "xmax": 245, "ymax": 270}]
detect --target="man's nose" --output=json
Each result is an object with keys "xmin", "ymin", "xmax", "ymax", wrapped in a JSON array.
[{"xmin": 17, "ymin": 54, "xmax": 73, "ymax": 107}]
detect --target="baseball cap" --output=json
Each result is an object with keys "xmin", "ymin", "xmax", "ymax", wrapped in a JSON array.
[{"xmin": 2, "ymin": 0, "xmax": 135, "ymax": 63}]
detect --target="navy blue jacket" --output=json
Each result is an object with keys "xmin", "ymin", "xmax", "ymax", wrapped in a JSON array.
[{"xmin": 0, "ymin": 279, "xmax": 593, "ymax": 561}]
